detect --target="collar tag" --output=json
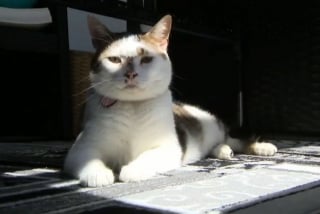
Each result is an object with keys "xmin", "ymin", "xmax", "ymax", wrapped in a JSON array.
[{"xmin": 100, "ymin": 96, "xmax": 117, "ymax": 108}]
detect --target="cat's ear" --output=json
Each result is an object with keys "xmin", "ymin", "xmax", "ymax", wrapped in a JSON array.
[
  {"xmin": 87, "ymin": 15, "xmax": 114, "ymax": 50},
  {"xmin": 144, "ymin": 15, "xmax": 172, "ymax": 51}
]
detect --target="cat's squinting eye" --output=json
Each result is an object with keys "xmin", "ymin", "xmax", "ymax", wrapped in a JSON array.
[
  {"xmin": 140, "ymin": 56, "xmax": 153, "ymax": 64},
  {"xmin": 107, "ymin": 56, "xmax": 121, "ymax": 63}
]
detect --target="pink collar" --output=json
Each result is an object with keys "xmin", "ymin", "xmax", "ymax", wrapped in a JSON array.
[{"xmin": 100, "ymin": 96, "xmax": 117, "ymax": 108}]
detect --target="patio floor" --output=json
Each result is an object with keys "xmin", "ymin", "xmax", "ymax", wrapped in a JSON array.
[{"xmin": 0, "ymin": 140, "xmax": 320, "ymax": 214}]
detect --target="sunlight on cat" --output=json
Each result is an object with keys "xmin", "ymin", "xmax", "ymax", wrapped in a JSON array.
[{"xmin": 63, "ymin": 14, "xmax": 277, "ymax": 187}]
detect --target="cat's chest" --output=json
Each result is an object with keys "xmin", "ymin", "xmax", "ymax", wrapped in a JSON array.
[
  {"xmin": 87, "ymin": 91, "xmax": 174, "ymax": 142},
  {"xmin": 98, "ymin": 101, "xmax": 160, "ymax": 133}
]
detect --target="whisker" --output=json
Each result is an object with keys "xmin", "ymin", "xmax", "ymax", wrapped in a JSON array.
[
  {"xmin": 170, "ymin": 85, "xmax": 183, "ymax": 97},
  {"xmin": 172, "ymin": 73, "xmax": 186, "ymax": 80},
  {"xmin": 74, "ymin": 75, "xmax": 91, "ymax": 84},
  {"xmin": 76, "ymin": 93, "xmax": 95, "ymax": 107},
  {"xmin": 73, "ymin": 85, "xmax": 95, "ymax": 97},
  {"xmin": 73, "ymin": 79, "xmax": 112, "ymax": 96}
]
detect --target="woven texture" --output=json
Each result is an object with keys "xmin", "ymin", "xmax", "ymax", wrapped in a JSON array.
[
  {"xmin": 243, "ymin": 4, "xmax": 320, "ymax": 138},
  {"xmin": 69, "ymin": 51, "xmax": 93, "ymax": 137}
]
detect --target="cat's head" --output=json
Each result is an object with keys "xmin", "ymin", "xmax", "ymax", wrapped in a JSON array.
[{"xmin": 87, "ymin": 15, "xmax": 172, "ymax": 101}]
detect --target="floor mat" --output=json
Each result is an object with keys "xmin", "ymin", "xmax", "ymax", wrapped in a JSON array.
[{"xmin": 0, "ymin": 141, "xmax": 320, "ymax": 213}]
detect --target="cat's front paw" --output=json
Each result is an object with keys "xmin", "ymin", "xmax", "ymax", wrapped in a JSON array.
[
  {"xmin": 119, "ymin": 164, "xmax": 155, "ymax": 182},
  {"xmin": 248, "ymin": 142, "xmax": 278, "ymax": 156},
  {"xmin": 78, "ymin": 162, "xmax": 115, "ymax": 187}
]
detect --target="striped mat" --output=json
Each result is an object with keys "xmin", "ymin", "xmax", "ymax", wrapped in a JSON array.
[{"xmin": 0, "ymin": 140, "xmax": 320, "ymax": 213}]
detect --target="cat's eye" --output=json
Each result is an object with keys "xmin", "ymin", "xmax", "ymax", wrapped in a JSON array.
[
  {"xmin": 140, "ymin": 56, "xmax": 153, "ymax": 64},
  {"xmin": 107, "ymin": 56, "xmax": 121, "ymax": 63}
]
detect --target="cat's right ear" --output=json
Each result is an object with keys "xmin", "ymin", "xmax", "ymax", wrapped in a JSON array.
[
  {"xmin": 87, "ymin": 15, "xmax": 114, "ymax": 50},
  {"xmin": 143, "ymin": 15, "xmax": 172, "ymax": 51}
]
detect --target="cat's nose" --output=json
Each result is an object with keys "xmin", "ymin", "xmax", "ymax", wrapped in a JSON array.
[{"xmin": 124, "ymin": 70, "xmax": 138, "ymax": 79}]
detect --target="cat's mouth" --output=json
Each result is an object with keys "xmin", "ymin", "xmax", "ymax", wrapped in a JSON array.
[
  {"xmin": 115, "ymin": 79, "xmax": 148, "ymax": 90},
  {"xmin": 115, "ymin": 83, "xmax": 140, "ymax": 90},
  {"xmin": 123, "ymin": 79, "xmax": 141, "ymax": 89},
  {"xmin": 124, "ymin": 84, "xmax": 138, "ymax": 89}
]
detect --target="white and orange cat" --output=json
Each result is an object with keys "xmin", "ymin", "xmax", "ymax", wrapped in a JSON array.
[{"xmin": 64, "ymin": 14, "xmax": 277, "ymax": 187}]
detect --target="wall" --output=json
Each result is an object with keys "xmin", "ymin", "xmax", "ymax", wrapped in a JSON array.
[{"xmin": 67, "ymin": 7, "xmax": 126, "ymax": 52}]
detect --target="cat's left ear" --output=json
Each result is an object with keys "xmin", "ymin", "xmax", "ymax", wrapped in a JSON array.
[
  {"xmin": 144, "ymin": 15, "xmax": 172, "ymax": 51},
  {"xmin": 87, "ymin": 15, "xmax": 114, "ymax": 50}
]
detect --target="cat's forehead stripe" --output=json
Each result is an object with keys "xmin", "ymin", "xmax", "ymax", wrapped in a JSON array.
[{"xmin": 137, "ymin": 48, "xmax": 146, "ymax": 56}]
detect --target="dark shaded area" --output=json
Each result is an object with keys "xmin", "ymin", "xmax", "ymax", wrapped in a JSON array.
[
  {"xmin": 242, "ymin": 1, "xmax": 320, "ymax": 139},
  {"xmin": 83, "ymin": 202, "xmax": 176, "ymax": 214},
  {"xmin": 0, "ymin": 4, "xmax": 72, "ymax": 141},
  {"xmin": 0, "ymin": 50, "xmax": 63, "ymax": 140},
  {"xmin": 1, "ymin": 1, "xmax": 320, "ymax": 141}
]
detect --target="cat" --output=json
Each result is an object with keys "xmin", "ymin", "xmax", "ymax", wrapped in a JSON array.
[{"xmin": 63, "ymin": 14, "xmax": 277, "ymax": 187}]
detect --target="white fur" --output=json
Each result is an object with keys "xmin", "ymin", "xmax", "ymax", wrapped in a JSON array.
[
  {"xmin": 64, "ymin": 90, "xmax": 182, "ymax": 186},
  {"xmin": 211, "ymin": 144, "xmax": 234, "ymax": 160},
  {"xmin": 64, "ymin": 23, "xmax": 180, "ymax": 186},
  {"xmin": 248, "ymin": 142, "xmax": 278, "ymax": 156},
  {"xmin": 179, "ymin": 104, "xmax": 225, "ymax": 164},
  {"xmin": 64, "ymin": 15, "xmax": 277, "ymax": 187}
]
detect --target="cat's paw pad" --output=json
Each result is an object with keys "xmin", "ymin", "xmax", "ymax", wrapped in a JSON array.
[
  {"xmin": 79, "ymin": 165, "xmax": 114, "ymax": 187},
  {"xmin": 119, "ymin": 164, "xmax": 155, "ymax": 182},
  {"xmin": 249, "ymin": 142, "xmax": 277, "ymax": 156},
  {"xmin": 212, "ymin": 144, "xmax": 234, "ymax": 160}
]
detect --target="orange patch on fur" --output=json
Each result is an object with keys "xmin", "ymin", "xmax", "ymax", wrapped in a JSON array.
[{"xmin": 140, "ymin": 34, "xmax": 167, "ymax": 56}]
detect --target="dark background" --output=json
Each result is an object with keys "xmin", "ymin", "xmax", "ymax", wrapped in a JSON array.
[{"xmin": 1, "ymin": 0, "xmax": 320, "ymax": 141}]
